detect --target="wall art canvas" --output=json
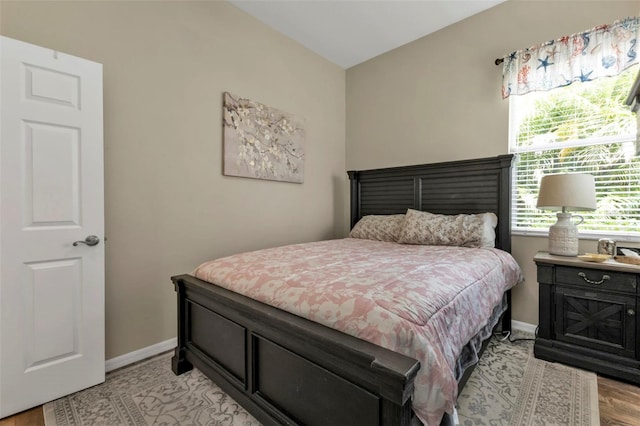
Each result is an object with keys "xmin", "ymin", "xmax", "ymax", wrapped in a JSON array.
[{"xmin": 223, "ymin": 92, "xmax": 305, "ymax": 183}]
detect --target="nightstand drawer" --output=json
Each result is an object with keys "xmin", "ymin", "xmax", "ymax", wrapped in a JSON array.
[{"xmin": 555, "ymin": 266, "xmax": 637, "ymax": 294}]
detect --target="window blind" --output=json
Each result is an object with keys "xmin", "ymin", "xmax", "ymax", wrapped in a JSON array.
[{"xmin": 509, "ymin": 65, "xmax": 640, "ymax": 236}]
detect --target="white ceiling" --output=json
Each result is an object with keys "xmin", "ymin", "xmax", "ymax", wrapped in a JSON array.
[{"xmin": 229, "ymin": 0, "xmax": 507, "ymax": 69}]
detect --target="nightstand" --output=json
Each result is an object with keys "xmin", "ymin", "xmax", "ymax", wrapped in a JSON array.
[{"xmin": 534, "ymin": 252, "xmax": 640, "ymax": 384}]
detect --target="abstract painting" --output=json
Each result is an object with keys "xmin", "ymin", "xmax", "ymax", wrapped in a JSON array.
[{"xmin": 223, "ymin": 92, "xmax": 305, "ymax": 183}]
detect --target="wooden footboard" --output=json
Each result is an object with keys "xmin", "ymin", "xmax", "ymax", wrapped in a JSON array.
[{"xmin": 171, "ymin": 274, "xmax": 421, "ymax": 426}]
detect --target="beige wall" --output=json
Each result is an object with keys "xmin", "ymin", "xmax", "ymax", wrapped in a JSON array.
[
  {"xmin": 2, "ymin": 0, "xmax": 637, "ymax": 357},
  {"xmin": 347, "ymin": 0, "xmax": 639, "ymax": 325},
  {"xmin": 1, "ymin": 1, "xmax": 346, "ymax": 359}
]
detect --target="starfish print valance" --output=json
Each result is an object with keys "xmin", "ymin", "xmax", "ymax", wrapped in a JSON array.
[{"xmin": 500, "ymin": 16, "xmax": 639, "ymax": 99}]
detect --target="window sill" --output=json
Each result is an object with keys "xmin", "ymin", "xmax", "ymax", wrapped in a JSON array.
[{"xmin": 512, "ymin": 229, "xmax": 640, "ymax": 244}]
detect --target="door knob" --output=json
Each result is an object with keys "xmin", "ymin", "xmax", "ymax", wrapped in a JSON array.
[{"xmin": 73, "ymin": 235, "xmax": 100, "ymax": 247}]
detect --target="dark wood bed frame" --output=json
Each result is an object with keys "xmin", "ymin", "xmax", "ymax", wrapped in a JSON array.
[{"xmin": 171, "ymin": 154, "xmax": 514, "ymax": 426}]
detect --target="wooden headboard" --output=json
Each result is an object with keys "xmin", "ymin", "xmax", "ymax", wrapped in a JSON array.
[{"xmin": 347, "ymin": 155, "xmax": 514, "ymax": 253}]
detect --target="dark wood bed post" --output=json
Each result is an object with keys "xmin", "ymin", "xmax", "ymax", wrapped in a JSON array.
[
  {"xmin": 348, "ymin": 170, "xmax": 360, "ymax": 229},
  {"xmin": 496, "ymin": 154, "xmax": 513, "ymax": 254},
  {"xmin": 171, "ymin": 277, "xmax": 193, "ymax": 375},
  {"xmin": 497, "ymin": 154, "xmax": 513, "ymax": 333}
]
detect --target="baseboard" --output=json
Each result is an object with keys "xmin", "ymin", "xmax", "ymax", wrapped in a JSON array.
[
  {"xmin": 104, "ymin": 322, "xmax": 537, "ymax": 373},
  {"xmin": 511, "ymin": 320, "xmax": 538, "ymax": 335},
  {"xmin": 105, "ymin": 337, "xmax": 177, "ymax": 373}
]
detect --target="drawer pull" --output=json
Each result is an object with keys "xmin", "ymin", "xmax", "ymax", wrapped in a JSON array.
[
  {"xmin": 628, "ymin": 309, "xmax": 636, "ymax": 316},
  {"xmin": 577, "ymin": 272, "xmax": 610, "ymax": 285}
]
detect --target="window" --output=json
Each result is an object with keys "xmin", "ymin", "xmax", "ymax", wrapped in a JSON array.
[{"xmin": 509, "ymin": 64, "xmax": 640, "ymax": 238}]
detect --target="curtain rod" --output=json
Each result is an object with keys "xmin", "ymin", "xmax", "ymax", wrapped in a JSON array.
[{"xmin": 495, "ymin": 58, "xmax": 504, "ymax": 66}]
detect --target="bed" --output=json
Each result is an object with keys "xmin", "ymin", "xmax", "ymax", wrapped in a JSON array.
[{"xmin": 171, "ymin": 154, "xmax": 518, "ymax": 426}]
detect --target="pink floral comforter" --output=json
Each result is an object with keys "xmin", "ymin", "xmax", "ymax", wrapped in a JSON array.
[{"xmin": 193, "ymin": 238, "xmax": 523, "ymax": 425}]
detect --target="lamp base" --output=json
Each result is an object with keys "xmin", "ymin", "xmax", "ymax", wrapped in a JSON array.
[{"xmin": 548, "ymin": 212, "xmax": 580, "ymax": 256}]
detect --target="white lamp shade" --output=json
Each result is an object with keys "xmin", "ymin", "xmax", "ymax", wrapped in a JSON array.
[{"xmin": 536, "ymin": 173, "xmax": 597, "ymax": 211}]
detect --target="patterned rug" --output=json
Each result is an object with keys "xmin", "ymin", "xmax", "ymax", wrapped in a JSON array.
[
  {"xmin": 456, "ymin": 337, "xmax": 599, "ymax": 426},
  {"xmin": 44, "ymin": 337, "xmax": 599, "ymax": 426}
]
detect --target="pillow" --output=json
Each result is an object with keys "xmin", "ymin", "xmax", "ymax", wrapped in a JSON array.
[
  {"xmin": 397, "ymin": 209, "xmax": 497, "ymax": 248},
  {"xmin": 349, "ymin": 214, "xmax": 406, "ymax": 242}
]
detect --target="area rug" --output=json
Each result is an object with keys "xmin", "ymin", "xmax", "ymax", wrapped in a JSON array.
[
  {"xmin": 44, "ymin": 353, "xmax": 259, "ymax": 426},
  {"xmin": 456, "ymin": 337, "xmax": 599, "ymax": 426},
  {"xmin": 44, "ymin": 337, "xmax": 599, "ymax": 426}
]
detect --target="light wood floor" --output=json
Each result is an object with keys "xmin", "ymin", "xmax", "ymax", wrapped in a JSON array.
[
  {"xmin": 1, "ymin": 375, "xmax": 639, "ymax": 425},
  {"xmin": 0, "ymin": 407, "xmax": 43, "ymax": 426},
  {"xmin": 598, "ymin": 376, "xmax": 640, "ymax": 426}
]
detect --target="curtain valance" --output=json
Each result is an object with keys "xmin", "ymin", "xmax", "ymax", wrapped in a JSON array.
[{"xmin": 501, "ymin": 16, "xmax": 639, "ymax": 99}]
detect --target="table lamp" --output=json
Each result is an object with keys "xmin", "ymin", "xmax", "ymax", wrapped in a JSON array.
[{"xmin": 536, "ymin": 173, "xmax": 597, "ymax": 256}]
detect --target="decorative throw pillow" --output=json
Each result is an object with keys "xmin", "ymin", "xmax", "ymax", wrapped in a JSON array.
[
  {"xmin": 349, "ymin": 214, "xmax": 406, "ymax": 242},
  {"xmin": 397, "ymin": 209, "xmax": 497, "ymax": 248}
]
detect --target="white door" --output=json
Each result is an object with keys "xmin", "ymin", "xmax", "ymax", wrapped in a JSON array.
[{"xmin": 0, "ymin": 36, "xmax": 104, "ymax": 417}]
